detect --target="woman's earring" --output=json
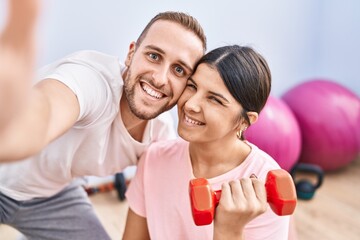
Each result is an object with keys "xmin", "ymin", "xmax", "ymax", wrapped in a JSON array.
[
  {"xmin": 236, "ymin": 127, "xmax": 247, "ymax": 140},
  {"xmin": 236, "ymin": 129, "xmax": 243, "ymax": 140}
]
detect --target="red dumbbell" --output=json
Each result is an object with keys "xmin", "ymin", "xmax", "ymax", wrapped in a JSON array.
[{"xmin": 189, "ymin": 169, "xmax": 297, "ymax": 226}]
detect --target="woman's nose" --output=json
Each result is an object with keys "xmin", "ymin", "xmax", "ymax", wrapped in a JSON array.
[{"xmin": 184, "ymin": 95, "xmax": 201, "ymax": 113}]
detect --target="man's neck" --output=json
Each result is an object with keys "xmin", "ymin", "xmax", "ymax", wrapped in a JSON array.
[{"xmin": 120, "ymin": 94, "xmax": 148, "ymax": 142}]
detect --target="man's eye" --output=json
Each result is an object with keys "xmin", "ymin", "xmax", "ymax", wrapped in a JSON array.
[
  {"xmin": 174, "ymin": 66, "xmax": 185, "ymax": 76},
  {"xmin": 149, "ymin": 53, "xmax": 159, "ymax": 60}
]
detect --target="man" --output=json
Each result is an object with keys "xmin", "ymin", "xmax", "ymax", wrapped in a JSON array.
[{"xmin": 0, "ymin": 2, "xmax": 207, "ymax": 239}]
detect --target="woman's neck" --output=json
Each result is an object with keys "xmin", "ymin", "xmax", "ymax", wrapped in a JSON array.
[{"xmin": 189, "ymin": 140, "xmax": 251, "ymax": 179}]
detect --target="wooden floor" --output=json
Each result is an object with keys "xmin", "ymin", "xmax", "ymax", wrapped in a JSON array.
[
  {"xmin": 293, "ymin": 155, "xmax": 360, "ymax": 240},
  {"xmin": 1, "ymin": 156, "xmax": 359, "ymax": 240}
]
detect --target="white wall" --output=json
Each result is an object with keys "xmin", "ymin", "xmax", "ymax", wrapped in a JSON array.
[{"xmin": 1, "ymin": 0, "xmax": 359, "ymax": 97}]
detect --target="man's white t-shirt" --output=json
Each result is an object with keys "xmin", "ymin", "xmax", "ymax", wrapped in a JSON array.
[{"xmin": 0, "ymin": 50, "xmax": 176, "ymax": 201}]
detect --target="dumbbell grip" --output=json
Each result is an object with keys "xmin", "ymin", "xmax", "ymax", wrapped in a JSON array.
[
  {"xmin": 213, "ymin": 190, "xmax": 221, "ymax": 205},
  {"xmin": 211, "ymin": 171, "xmax": 296, "ymax": 216},
  {"xmin": 189, "ymin": 169, "xmax": 297, "ymax": 226}
]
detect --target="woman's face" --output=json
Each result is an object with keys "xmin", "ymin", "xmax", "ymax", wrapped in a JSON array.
[{"xmin": 177, "ymin": 63, "xmax": 245, "ymax": 143}]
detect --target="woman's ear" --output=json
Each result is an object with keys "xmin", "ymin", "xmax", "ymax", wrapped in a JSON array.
[
  {"xmin": 125, "ymin": 41, "xmax": 136, "ymax": 67},
  {"xmin": 247, "ymin": 111, "xmax": 259, "ymax": 126}
]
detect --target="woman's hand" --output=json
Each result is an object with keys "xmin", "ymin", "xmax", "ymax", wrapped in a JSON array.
[{"xmin": 213, "ymin": 175, "xmax": 268, "ymax": 240}]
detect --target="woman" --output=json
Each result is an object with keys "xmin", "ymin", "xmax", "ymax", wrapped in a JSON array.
[{"xmin": 123, "ymin": 45, "xmax": 290, "ymax": 240}]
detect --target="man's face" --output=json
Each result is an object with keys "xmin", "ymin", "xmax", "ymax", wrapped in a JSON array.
[{"xmin": 123, "ymin": 20, "xmax": 204, "ymax": 120}]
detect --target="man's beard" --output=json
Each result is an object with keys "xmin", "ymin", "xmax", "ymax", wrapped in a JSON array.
[{"xmin": 123, "ymin": 70, "xmax": 173, "ymax": 120}]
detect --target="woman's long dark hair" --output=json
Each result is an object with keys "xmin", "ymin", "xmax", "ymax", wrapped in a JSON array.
[{"xmin": 195, "ymin": 45, "xmax": 271, "ymax": 127}]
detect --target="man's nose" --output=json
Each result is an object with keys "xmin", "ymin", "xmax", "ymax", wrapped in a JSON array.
[{"xmin": 151, "ymin": 65, "xmax": 169, "ymax": 88}]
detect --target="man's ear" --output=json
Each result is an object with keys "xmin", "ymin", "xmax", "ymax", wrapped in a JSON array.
[{"xmin": 125, "ymin": 41, "xmax": 136, "ymax": 67}]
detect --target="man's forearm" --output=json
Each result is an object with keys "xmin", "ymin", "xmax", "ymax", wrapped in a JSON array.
[{"xmin": 0, "ymin": 0, "xmax": 40, "ymax": 128}]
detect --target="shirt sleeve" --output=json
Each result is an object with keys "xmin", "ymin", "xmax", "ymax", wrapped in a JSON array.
[
  {"xmin": 125, "ymin": 151, "xmax": 147, "ymax": 217},
  {"xmin": 245, "ymin": 199, "xmax": 290, "ymax": 240},
  {"xmin": 40, "ymin": 62, "xmax": 111, "ymax": 127}
]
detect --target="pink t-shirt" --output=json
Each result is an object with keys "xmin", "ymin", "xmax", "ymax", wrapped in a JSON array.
[{"xmin": 126, "ymin": 138, "xmax": 290, "ymax": 240}]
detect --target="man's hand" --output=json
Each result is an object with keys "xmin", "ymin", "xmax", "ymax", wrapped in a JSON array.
[{"xmin": 0, "ymin": 0, "xmax": 40, "ymax": 128}]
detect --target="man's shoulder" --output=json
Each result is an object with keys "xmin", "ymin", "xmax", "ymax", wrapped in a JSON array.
[
  {"xmin": 67, "ymin": 49, "xmax": 115, "ymax": 58},
  {"xmin": 39, "ymin": 50, "xmax": 123, "ymax": 74},
  {"xmin": 40, "ymin": 50, "xmax": 124, "ymax": 86},
  {"xmin": 63, "ymin": 50, "xmax": 121, "ymax": 67}
]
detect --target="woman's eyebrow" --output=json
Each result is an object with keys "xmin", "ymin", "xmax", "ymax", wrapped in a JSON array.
[
  {"xmin": 189, "ymin": 78, "xmax": 229, "ymax": 103},
  {"xmin": 188, "ymin": 78, "xmax": 196, "ymax": 84},
  {"xmin": 208, "ymin": 91, "xmax": 230, "ymax": 103}
]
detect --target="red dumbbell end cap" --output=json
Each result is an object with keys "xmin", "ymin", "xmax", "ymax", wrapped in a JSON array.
[
  {"xmin": 265, "ymin": 169, "xmax": 297, "ymax": 216},
  {"xmin": 189, "ymin": 178, "xmax": 216, "ymax": 226}
]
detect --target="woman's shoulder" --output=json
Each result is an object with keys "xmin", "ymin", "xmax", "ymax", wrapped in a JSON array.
[
  {"xmin": 147, "ymin": 138, "xmax": 188, "ymax": 154},
  {"xmin": 141, "ymin": 138, "xmax": 190, "ymax": 171},
  {"xmin": 244, "ymin": 141, "xmax": 282, "ymax": 179}
]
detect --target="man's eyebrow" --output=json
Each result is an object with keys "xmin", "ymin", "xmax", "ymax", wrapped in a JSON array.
[
  {"xmin": 144, "ymin": 45, "xmax": 193, "ymax": 73},
  {"xmin": 179, "ymin": 60, "xmax": 193, "ymax": 73},
  {"xmin": 144, "ymin": 45, "xmax": 165, "ymax": 54}
]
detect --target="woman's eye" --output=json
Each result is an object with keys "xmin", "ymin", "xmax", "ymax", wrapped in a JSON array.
[
  {"xmin": 210, "ymin": 97, "xmax": 223, "ymax": 105},
  {"xmin": 186, "ymin": 83, "xmax": 196, "ymax": 90}
]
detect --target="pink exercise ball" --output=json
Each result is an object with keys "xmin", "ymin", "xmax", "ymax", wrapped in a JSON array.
[
  {"xmin": 282, "ymin": 79, "xmax": 360, "ymax": 171},
  {"xmin": 245, "ymin": 95, "xmax": 302, "ymax": 171}
]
